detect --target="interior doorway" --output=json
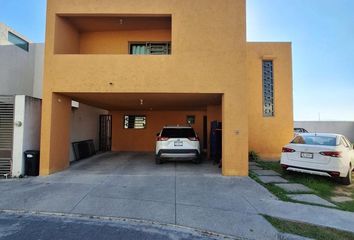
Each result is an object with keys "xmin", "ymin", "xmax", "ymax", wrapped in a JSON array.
[{"xmin": 99, "ymin": 115, "xmax": 112, "ymax": 151}]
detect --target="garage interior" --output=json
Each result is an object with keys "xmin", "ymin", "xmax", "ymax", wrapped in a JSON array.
[{"xmin": 65, "ymin": 93, "xmax": 222, "ymax": 170}]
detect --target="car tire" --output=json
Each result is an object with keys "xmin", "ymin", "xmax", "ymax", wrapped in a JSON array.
[
  {"xmin": 340, "ymin": 165, "xmax": 352, "ymax": 185},
  {"xmin": 155, "ymin": 156, "xmax": 162, "ymax": 165}
]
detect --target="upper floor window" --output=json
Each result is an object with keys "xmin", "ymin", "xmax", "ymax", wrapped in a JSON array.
[
  {"xmin": 262, "ymin": 60, "xmax": 274, "ymax": 117},
  {"xmin": 8, "ymin": 32, "xmax": 29, "ymax": 52},
  {"xmin": 130, "ymin": 42, "xmax": 171, "ymax": 55}
]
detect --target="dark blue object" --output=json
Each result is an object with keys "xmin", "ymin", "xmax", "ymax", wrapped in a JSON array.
[{"xmin": 210, "ymin": 121, "xmax": 222, "ymax": 163}]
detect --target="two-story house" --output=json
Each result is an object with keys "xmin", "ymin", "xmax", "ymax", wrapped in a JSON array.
[{"xmin": 40, "ymin": 0, "xmax": 293, "ymax": 176}]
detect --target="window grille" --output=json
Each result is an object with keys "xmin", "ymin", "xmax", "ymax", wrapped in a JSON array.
[
  {"xmin": 262, "ymin": 60, "xmax": 274, "ymax": 117},
  {"xmin": 124, "ymin": 115, "xmax": 146, "ymax": 129}
]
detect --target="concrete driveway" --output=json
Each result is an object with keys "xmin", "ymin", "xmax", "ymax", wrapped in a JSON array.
[{"xmin": 0, "ymin": 152, "xmax": 279, "ymax": 239}]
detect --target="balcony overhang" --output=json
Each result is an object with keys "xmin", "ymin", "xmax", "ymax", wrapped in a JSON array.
[
  {"xmin": 63, "ymin": 93, "xmax": 222, "ymax": 111},
  {"xmin": 59, "ymin": 15, "xmax": 172, "ymax": 32}
]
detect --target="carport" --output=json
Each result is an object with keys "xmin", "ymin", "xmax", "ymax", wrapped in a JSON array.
[{"xmin": 43, "ymin": 93, "xmax": 223, "ymax": 175}]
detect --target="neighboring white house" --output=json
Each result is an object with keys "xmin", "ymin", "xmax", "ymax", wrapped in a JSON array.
[
  {"xmin": 0, "ymin": 23, "xmax": 107, "ymax": 177},
  {"xmin": 0, "ymin": 22, "xmax": 43, "ymax": 98}
]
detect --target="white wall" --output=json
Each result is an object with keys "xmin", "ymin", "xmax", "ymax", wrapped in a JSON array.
[
  {"xmin": 295, "ymin": 121, "xmax": 354, "ymax": 142},
  {"xmin": 12, "ymin": 96, "xmax": 41, "ymax": 176},
  {"xmin": 70, "ymin": 103, "xmax": 108, "ymax": 161},
  {"xmin": 0, "ymin": 43, "xmax": 44, "ymax": 98},
  {"xmin": 0, "ymin": 45, "xmax": 35, "ymax": 96},
  {"xmin": 32, "ymin": 44, "xmax": 44, "ymax": 99}
]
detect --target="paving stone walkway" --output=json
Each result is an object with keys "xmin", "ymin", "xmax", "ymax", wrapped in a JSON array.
[
  {"xmin": 287, "ymin": 194, "xmax": 337, "ymax": 208},
  {"xmin": 249, "ymin": 165, "xmax": 263, "ymax": 170},
  {"xmin": 275, "ymin": 183, "xmax": 312, "ymax": 193},
  {"xmin": 331, "ymin": 196, "xmax": 353, "ymax": 203},
  {"xmin": 258, "ymin": 176, "xmax": 289, "ymax": 183},
  {"xmin": 252, "ymin": 169, "xmax": 280, "ymax": 176},
  {"xmin": 249, "ymin": 161, "xmax": 337, "ymax": 208}
]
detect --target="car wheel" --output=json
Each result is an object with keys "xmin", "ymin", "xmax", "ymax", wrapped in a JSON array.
[
  {"xmin": 155, "ymin": 156, "xmax": 162, "ymax": 165},
  {"xmin": 340, "ymin": 165, "xmax": 352, "ymax": 185}
]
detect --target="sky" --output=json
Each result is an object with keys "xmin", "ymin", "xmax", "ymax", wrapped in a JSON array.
[{"xmin": 0, "ymin": 0, "xmax": 353, "ymax": 121}]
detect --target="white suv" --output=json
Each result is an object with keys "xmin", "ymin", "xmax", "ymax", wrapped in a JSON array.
[{"xmin": 155, "ymin": 126, "xmax": 201, "ymax": 164}]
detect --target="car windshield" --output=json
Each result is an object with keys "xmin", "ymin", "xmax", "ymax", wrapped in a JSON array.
[
  {"xmin": 291, "ymin": 135, "xmax": 337, "ymax": 146},
  {"xmin": 161, "ymin": 128, "xmax": 196, "ymax": 138}
]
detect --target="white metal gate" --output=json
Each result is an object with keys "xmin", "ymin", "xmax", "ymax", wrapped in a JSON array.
[{"xmin": 0, "ymin": 96, "xmax": 14, "ymax": 176}]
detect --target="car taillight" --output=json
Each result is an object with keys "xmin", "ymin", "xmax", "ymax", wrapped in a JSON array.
[
  {"xmin": 157, "ymin": 136, "xmax": 169, "ymax": 141},
  {"xmin": 188, "ymin": 136, "xmax": 200, "ymax": 141},
  {"xmin": 282, "ymin": 147, "xmax": 296, "ymax": 153},
  {"xmin": 320, "ymin": 151, "xmax": 342, "ymax": 158}
]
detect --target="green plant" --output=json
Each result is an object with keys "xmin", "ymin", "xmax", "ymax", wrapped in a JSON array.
[
  {"xmin": 249, "ymin": 150, "xmax": 259, "ymax": 161},
  {"xmin": 264, "ymin": 215, "xmax": 354, "ymax": 240},
  {"xmin": 255, "ymin": 160, "xmax": 354, "ymax": 212}
]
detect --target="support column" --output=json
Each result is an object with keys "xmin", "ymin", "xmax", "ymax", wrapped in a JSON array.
[
  {"xmin": 40, "ymin": 92, "xmax": 71, "ymax": 175},
  {"xmin": 222, "ymin": 93, "xmax": 248, "ymax": 176}
]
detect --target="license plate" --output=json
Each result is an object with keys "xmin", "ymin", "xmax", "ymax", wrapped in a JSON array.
[
  {"xmin": 301, "ymin": 152, "xmax": 313, "ymax": 159},
  {"xmin": 174, "ymin": 141, "xmax": 183, "ymax": 146}
]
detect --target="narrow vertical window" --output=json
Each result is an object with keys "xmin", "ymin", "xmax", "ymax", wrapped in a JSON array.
[{"xmin": 263, "ymin": 60, "xmax": 274, "ymax": 117}]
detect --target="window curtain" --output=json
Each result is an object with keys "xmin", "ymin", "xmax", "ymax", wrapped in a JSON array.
[{"xmin": 132, "ymin": 45, "xmax": 149, "ymax": 55}]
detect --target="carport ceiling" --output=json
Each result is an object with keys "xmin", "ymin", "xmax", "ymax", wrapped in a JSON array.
[{"xmin": 65, "ymin": 93, "xmax": 222, "ymax": 111}]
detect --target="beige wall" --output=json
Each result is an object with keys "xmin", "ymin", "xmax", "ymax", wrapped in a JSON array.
[{"xmin": 247, "ymin": 42, "xmax": 294, "ymax": 159}]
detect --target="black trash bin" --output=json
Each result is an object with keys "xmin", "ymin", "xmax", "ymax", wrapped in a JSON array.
[{"xmin": 24, "ymin": 150, "xmax": 40, "ymax": 176}]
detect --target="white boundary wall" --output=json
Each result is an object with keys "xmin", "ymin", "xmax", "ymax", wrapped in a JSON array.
[
  {"xmin": 12, "ymin": 96, "xmax": 41, "ymax": 176},
  {"xmin": 294, "ymin": 121, "xmax": 354, "ymax": 142}
]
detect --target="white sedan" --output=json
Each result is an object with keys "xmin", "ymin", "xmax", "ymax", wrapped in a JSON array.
[{"xmin": 280, "ymin": 133, "xmax": 354, "ymax": 185}]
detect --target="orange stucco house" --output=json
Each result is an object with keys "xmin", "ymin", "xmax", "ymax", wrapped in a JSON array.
[{"xmin": 40, "ymin": 0, "xmax": 293, "ymax": 176}]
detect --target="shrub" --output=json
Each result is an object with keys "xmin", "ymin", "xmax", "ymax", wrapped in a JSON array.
[{"xmin": 249, "ymin": 150, "xmax": 259, "ymax": 161}]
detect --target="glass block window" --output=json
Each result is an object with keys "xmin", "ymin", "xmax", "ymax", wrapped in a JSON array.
[
  {"xmin": 262, "ymin": 60, "xmax": 274, "ymax": 117},
  {"xmin": 8, "ymin": 32, "xmax": 29, "ymax": 52},
  {"xmin": 130, "ymin": 42, "xmax": 171, "ymax": 55},
  {"xmin": 124, "ymin": 115, "xmax": 146, "ymax": 129}
]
